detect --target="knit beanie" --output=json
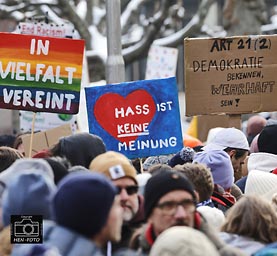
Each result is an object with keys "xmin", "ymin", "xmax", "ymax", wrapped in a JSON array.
[
  {"xmin": 144, "ymin": 170, "xmax": 196, "ymax": 219},
  {"xmin": 89, "ymin": 151, "xmax": 137, "ymax": 184},
  {"xmin": 2, "ymin": 173, "xmax": 56, "ymax": 227},
  {"xmin": 168, "ymin": 147, "xmax": 195, "ymax": 167},
  {"xmin": 149, "ymin": 226, "xmax": 220, "ymax": 256},
  {"xmin": 44, "ymin": 158, "xmax": 69, "ymax": 185},
  {"xmin": 0, "ymin": 158, "xmax": 54, "ymax": 186},
  {"xmin": 193, "ymin": 150, "xmax": 234, "ymax": 190},
  {"xmin": 142, "ymin": 155, "xmax": 171, "ymax": 172},
  {"xmin": 53, "ymin": 172, "xmax": 117, "ymax": 238},
  {"xmin": 258, "ymin": 124, "xmax": 277, "ymax": 155},
  {"xmin": 58, "ymin": 133, "xmax": 106, "ymax": 168}
]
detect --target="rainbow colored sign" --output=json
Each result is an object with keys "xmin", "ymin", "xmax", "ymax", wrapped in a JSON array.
[
  {"xmin": 85, "ymin": 77, "xmax": 183, "ymax": 159},
  {"xmin": 0, "ymin": 32, "xmax": 85, "ymax": 114}
]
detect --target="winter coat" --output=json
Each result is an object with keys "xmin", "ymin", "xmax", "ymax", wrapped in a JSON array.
[
  {"xmin": 235, "ymin": 152, "xmax": 277, "ymax": 192},
  {"xmin": 130, "ymin": 214, "xmax": 246, "ymax": 256},
  {"xmin": 11, "ymin": 220, "xmax": 104, "ymax": 256},
  {"xmin": 219, "ymin": 232, "xmax": 265, "ymax": 256}
]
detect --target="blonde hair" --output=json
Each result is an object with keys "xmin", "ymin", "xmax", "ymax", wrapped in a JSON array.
[{"xmin": 221, "ymin": 195, "xmax": 277, "ymax": 243}]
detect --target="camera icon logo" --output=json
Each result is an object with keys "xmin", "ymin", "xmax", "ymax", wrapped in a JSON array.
[
  {"xmin": 14, "ymin": 218, "xmax": 39, "ymax": 237},
  {"xmin": 11, "ymin": 215, "xmax": 43, "ymax": 244}
]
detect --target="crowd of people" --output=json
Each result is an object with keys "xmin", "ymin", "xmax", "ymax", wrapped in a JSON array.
[{"xmin": 0, "ymin": 114, "xmax": 276, "ymax": 255}]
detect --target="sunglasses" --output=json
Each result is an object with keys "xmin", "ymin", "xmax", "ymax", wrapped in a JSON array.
[{"xmin": 116, "ymin": 185, "xmax": 138, "ymax": 196}]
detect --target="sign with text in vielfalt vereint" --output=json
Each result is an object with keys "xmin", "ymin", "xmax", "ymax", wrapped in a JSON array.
[
  {"xmin": 184, "ymin": 35, "xmax": 277, "ymax": 116},
  {"xmin": 0, "ymin": 32, "xmax": 85, "ymax": 114},
  {"xmin": 85, "ymin": 77, "xmax": 183, "ymax": 159}
]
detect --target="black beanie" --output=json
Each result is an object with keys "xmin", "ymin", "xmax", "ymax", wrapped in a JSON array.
[
  {"xmin": 44, "ymin": 158, "xmax": 69, "ymax": 185},
  {"xmin": 144, "ymin": 170, "xmax": 196, "ymax": 219},
  {"xmin": 258, "ymin": 124, "xmax": 277, "ymax": 155},
  {"xmin": 59, "ymin": 133, "xmax": 106, "ymax": 168}
]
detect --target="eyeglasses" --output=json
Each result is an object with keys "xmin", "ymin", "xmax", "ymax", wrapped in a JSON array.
[
  {"xmin": 156, "ymin": 199, "xmax": 196, "ymax": 216},
  {"xmin": 116, "ymin": 185, "xmax": 138, "ymax": 196}
]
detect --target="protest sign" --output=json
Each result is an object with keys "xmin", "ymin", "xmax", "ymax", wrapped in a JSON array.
[
  {"xmin": 19, "ymin": 111, "xmax": 77, "ymax": 133},
  {"xmin": 145, "ymin": 45, "xmax": 178, "ymax": 79},
  {"xmin": 185, "ymin": 35, "xmax": 277, "ymax": 116},
  {"xmin": 21, "ymin": 124, "xmax": 72, "ymax": 157},
  {"xmin": 0, "ymin": 32, "xmax": 85, "ymax": 114},
  {"xmin": 15, "ymin": 22, "xmax": 75, "ymax": 38},
  {"xmin": 85, "ymin": 77, "xmax": 183, "ymax": 159}
]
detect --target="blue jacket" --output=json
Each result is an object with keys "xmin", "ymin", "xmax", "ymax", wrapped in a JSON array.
[{"xmin": 11, "ymin": 220, "xmax": 104, "ymax": 256}]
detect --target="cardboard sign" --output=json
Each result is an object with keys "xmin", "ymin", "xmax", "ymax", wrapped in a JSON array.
[
  {"xmin": 85, "ymin": 77, "xmax": 183, "ymax": 159},
  {"xmin": 185, "ymin": 35, "xmax": 277, "ymax": 116},
  {"xmin": 145, "ymin": 45, "xmax": 178, "ymax": 79},
  {"xmin": 21, "ymin": 124, "xmax": 72, "ymax": 157},
  {"xmin": 197, "ymin": 115, "xmax": 241, "ymax": 142},
  {"xmin": 0, "ymin": 32, "xmax": 85, "ymax": 114}
]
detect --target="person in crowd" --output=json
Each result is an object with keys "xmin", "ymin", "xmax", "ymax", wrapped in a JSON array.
[
  {"xmin": 130, "ymin": 169, "xmax": 244, "ymax": 255},
  {"xmin": 142, "ymin": 155, "xmax": 171, "ymax": 172},
  {"xmin": 147, "ymin": 163, "xmax": 172, "ymax": 175},
  {"xmin": 245, "ymin": 170, "xmax": 277, "ymax": 203},
  {"xmin": 0, "ymin": 159, "xmax": 56, "ymax": 231},
  {"xmin": 0, "ymin": 158, "xmax": 55, "ymax": 191},
  {"xmin": 246, "ymin": 115, "xmax": 266, "ymax": 144},
  {"xmin": 175, "ymin": 163, "xmax": 226, "ymax": 230},
  {"xmin": 131, "ymin": 157, "xmax": 146, "ymax": 174},
  {"xmin": 193, "ymin": 150, "xmax": 236, "ymax": 213},
  {"xmin": 43, "ymin": 157, "xmax": 70, "ymax": 185},
  {"xmin": 49, "ymin": 132, "xmax": 106, "ymax": 168},
  {"xmin": 0, "ymin": 226, "xmax": 12, "ymax": 256},
  {"xmin": 89, "ymin": 151, "xmax": 144, "ymax": 252},
  {"xmin": 197, "ymin": 206, "xmax": 225, "ymax": 231},
  {"xmin": 168, "ymin": 146, "xmax": 195, "ymax": 167},
  {"xmin": 136, "ymin": 172, "xmax": 152, "ymax": 195},
  {"xmin": 150, "ymin": 226, "xmax": 220, "ymax": 256},
  {"xmin": 1, "ymin": 172, "xmax": 56, "ymax": 228},
  {"xmin": 0, "ymin": 135, "xmax": 16, "ymax": 148},
  {"xmin": 202, "ymin": 127, "xmax": 249, "ymax": 182},
  {"xmin": 11, "ymin": 172, "xmax": 123, "ymax": 256},
  {"xmin": 13, "ymin": 132, "xmax": 29, "ymax": 157},
  {"xmin": 174, "ymin": 162, "xmax": 214, "ymax": 207},
  {"xmin": 236, "ymin": 124, "xmax": 277, "ymax": 192},
  {"xmin": 220, "ymin": 195, "xmax": 277, "ymax": 255},
  {"xmin": 0, "ymin": 146, "xmax": 23, "ymax": 173}
]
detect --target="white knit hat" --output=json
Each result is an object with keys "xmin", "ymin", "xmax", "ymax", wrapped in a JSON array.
[
  {"xmin": 245, "ymin": 170, "xmax": 277, "ymax": 200},
  {"xmin": 247, "ymin": 152, "xmax": 277, "ymax": 173},
  {"xmin": 197, "ymin": 206, "xmax": 225, "ymax": 231},
  {"xmin": 149, "ymin": 226, "xmax": 220, "ymax": 256}
]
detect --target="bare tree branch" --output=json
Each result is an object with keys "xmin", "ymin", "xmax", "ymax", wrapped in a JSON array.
[
  {"xmin": 86, "ymin": 0, "xmax": 93, "ymax": 25},
  {"xmin": 123, "ymin": 0, "xmax": 176, "ymax": 64},
  {"xmin": 57, "ymin": 0, "xmax": 92, "ymax": 49},
  {"xmin": 154, "ymin": 0, "xmax": 216, "ymax": 47}
]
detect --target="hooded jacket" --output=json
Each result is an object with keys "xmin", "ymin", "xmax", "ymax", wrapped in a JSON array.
[
  {"xmin": 56, "ymin": 133, "xmax": 106, "ymax": 168},
  {"xmin": 11, "ymin": 220, "xmax": 104, "ymax": 256}
]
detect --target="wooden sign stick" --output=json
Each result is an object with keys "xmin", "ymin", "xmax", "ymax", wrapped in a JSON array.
[{"xmin": 28, "ymin": 112, "xmax": 37, "ymax": 158}]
